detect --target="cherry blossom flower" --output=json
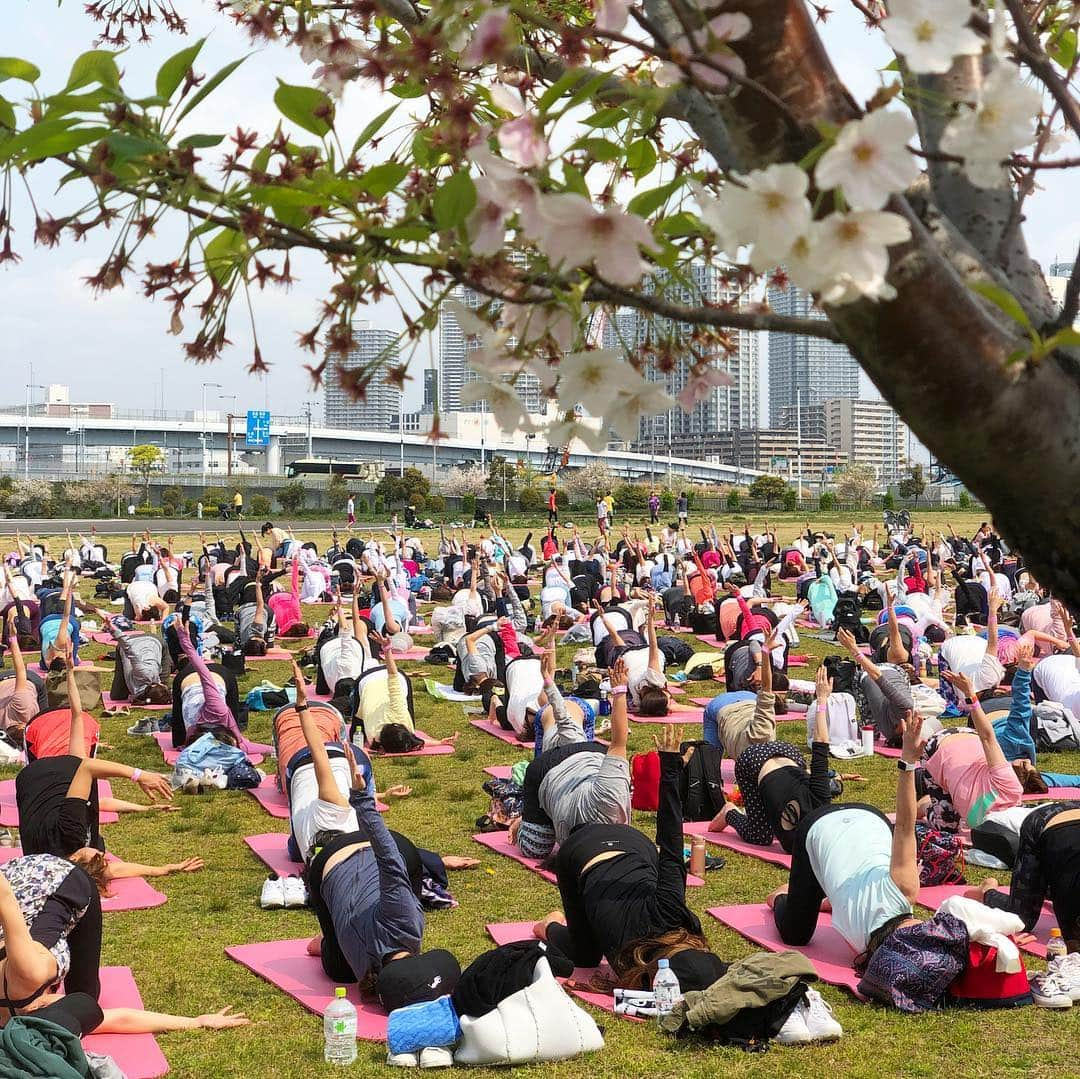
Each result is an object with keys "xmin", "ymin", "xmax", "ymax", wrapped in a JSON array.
[
  {"xmin": 461, "ymin": 377, "xmax": 530, "ymax": 431},
  {"xmin": 594, "ymin": 0, "xmax": 631, "ymax": 34},
  {"xmin": 816, "ymin": 210, "xmax": 912, "ymax": 305},
  {"xmin": 535, "ymin": 194, "xmax": 654, "ymax": 285},
  {"xmin": 940, "ymin": 65, "xmax": 1042, "ymax": 188},
  {"xmin": 882, "ymin": 0, "xmax": 983, "ymax": 75},
  {"xmin": 502, "ymin": 302, "xmax": 576, "ymax": 352},
  {"xmin": 468, "ymin": 142, "xmax": 546, "ymax": 236},
  {"xmin": 678, "ymin": 366, "xmax": 733, "ymax": 411},
  {"xmin": 608, "ymin": 381, "xmax": 677, "ymax": 442},
  {"xmin": 445, "ymin": 299, "xmax": 516, "ymax": 378},
  {"xmin": 466, "ymin": 176, "xmax": 511, "ymax": 255},
  {"xmin": 490, "ymin": 85, "xmax": 550, "ymax": 168},
  {"xmin": 783, "ymin": 225, "xmax": 830, "ymax": 293},
  {"xmin": 655, "ymin": 13, "xmax": 751, "ymax": 90},
  {"xmin": 544, "ymin": 416, "xmax": 609, "ymax": 453},
  {"xmin": 462, "ymin": 8, "xmax": 511, "ymax": 67},
  {"xmin": 556, "ymin": 347, "xmax": 628, "ymax": 415},
  {"xmin": 815, "ymin": 109, "xmax": 919, "ymax": 211}
]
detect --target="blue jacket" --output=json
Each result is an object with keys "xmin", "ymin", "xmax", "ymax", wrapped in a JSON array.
[{"xmin": 992, "ymin": 667, "xmax": 1037, "ymax": 763}]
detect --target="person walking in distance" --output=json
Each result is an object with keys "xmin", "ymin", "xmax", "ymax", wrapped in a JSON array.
[
  {"xmin": 547, "ymin": 487, "xmax": 558, "ymax": 527},
  {"xmin": 648, "ymin": 491, "xmax": 660, "ymax": 524},
  {"xmin": 232, "ymin": 490, "xmax": 244, "ymax": 521},
  {"xmin": 346, "ymin": 494, "xmax": 356, "ymax": 532}
]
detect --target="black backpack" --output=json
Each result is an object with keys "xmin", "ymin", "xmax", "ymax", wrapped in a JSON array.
[
  {"xmin": 833, "ymin": 596, "xmax": 868, "ymax": 643},
  {"xmin": 823, "ymin": 655, "xmax": 859, "ymax": 696},
  {"xmin": 679, "ymin": 740, "xmax": 725, "ymax": 821},
  {"xmin": 657, "ymin": 636, "xmax": 693, "ymax": 667}
]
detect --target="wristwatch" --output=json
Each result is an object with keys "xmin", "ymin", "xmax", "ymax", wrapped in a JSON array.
[{"xmin": 897, "ymin": 759, "xmax": 918, "ymax": 772}]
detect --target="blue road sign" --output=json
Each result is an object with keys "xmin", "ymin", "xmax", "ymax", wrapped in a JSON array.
[{"xmin": 246, "ymin": 410, "xmax": 271, "ymax": 447}]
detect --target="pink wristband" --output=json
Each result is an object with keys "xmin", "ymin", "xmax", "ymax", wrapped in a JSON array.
[
  {"xmin": 610, "ymin": 686, "xmax": 628, "ymax": 696},
  {"xmin": 131, "ymin": 768, "xmax": 142, "ymax": 782}
]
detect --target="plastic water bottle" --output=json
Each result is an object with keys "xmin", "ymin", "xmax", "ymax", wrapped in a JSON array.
[
  {"xmin": 861, "ymin": 726, "xmax": 875, "ymax": 757},
  {"xmin": 1047, "ymin": 928, "xmax": 1068, "ymax": 961},
  {"xmin": 598, "ymin": 678, "xmax": 612, "ymax": 717},
  {"xmin": 652, "ymin": 958, "xmax": 682, "ymax": 1024},
  {"xmin": 673, "ymin": 611, "xmax": 681, "ymax": 630},
  {"xmin": 323, "ymin": 987, "xmax": 357, "ymax": 1065}
]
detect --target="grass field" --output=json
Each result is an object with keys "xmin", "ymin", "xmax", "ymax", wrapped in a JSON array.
[{"xmin": 10, "ymin": 513, "xmax": 1078, "ymax": 1079}]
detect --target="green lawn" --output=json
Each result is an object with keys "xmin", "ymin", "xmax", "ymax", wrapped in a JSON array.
[{"xmin": 14, "ymin": 516, "xmax": 1078, "ymax": 1078}]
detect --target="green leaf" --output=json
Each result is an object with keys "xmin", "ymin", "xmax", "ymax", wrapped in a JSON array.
[
  {"xmin": 66, "ymin": 51, "xmax": 120, "ymax": 92},
  {"xmin": 536, "ymin": 68, "xmax": 589, "ymax": 114},
  {"xmin": 178, "ymin": 132, "xmax": 225, "ymax": 149},
  {"xmin": 412, "ymin": 129, "xmax": 432, "ymax": 169},
  {"xmin": 0, "ymin": 120, "xmax": 108, "ymax": 164},
  {"xmin": 572, "ymin": 137, "xmax": 622, "ymax": 162},
  {"xmin": 273, "ymin": 80, "xmax": 334, "ymax": 137},
  {"xmin": 561, "ymin": 161, "xmax": 589, "ymax": 197},
  {"xmin": 389, "ymin": 82, "xmax": 426, "ymax": 99},
  {"xmin": 970, "ymin": 281, "xmax": 1032, "ymax": 329},
  {"xmin": 203, "ymin": 226, "xmax": 248, "ymax": 287},
  {"xmin": 659, "ymin": 211, "xmax": 703, "ymax": 238},
  {"xmin": 1045, "ymin": 327, "xmax": 1080, "ymax": 351},
  {"xmin": 626, "ymin": 138, "xmax": 657, "ymax": 181},
  {"xmin": 627, "ymin": 177, "xmax": 682, "ymax": 218},
  {"xmin": 1049, "ymin": 27, "xmax": 1077, "ymax": 70},
  {"xmin": 0, "ymin": 95, "xmax": 14, "ymax": 131},
  {"xmin": 352, "ymin": 104, "xmax": 398, "ymax": 155},
  {"xmin": 583, "ymin": 106, "xmax": 626, "ymax": 129},
  {"xmin": 0, "ymin": 58, "xmax": 40, "ymax": 85},
  {"xmin": 251, "ymin": 144, "xmax": 272, "ymax": 176},
  {"xmin": 177, "ymin": 57, "xmax": 246, "ymax": 121},
  {"xmin": 105, "ymin": 132, "xmax": 166, "ymax": 164},
  {"xmin": 432, "ymin": 170, "xmax": 476, "ymax": 230},
  {"xmin": 156, "ymin": 38, "xmax": 205, "ymax": 101},
  {"xmin": 355, "ymin": 161, "xmax": 409, "ymax": 198}
]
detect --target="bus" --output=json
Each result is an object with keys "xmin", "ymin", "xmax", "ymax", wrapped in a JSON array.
[{"xmin": 285, "ymin": 459, "xmax": 386, "ymax": 481}]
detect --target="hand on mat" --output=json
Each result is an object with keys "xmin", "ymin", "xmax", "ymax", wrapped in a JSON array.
[
  {"xmin": 765, "ymin": 886, "xmax": 787, "ymax": 909},
  {"xmin": 135, "ymin": 770, "xmax": 174, "ymax": 804},
  {"xmin": 134, "ymin": 801, "xmax": 179, "ymax": 813},
  {"xmin": 837, "ymin": 773, "xmax": 867, "ymax": 782},
  {"xmin": 197, "ymin": 1007, "xmax": 250, "ymax": 1030},
  {"xmin": 384, "ymin": 785, "xmax": 412, "ymax": 798},
  {"xmin": 162, "ymin": 857, "xmax": 205, "ymax": 875},
  {"xmin": 652, "ymin": 724, "xmax": 684, "ymax": 755},
  {"xmin": 532, "ymin": 911, "xmax": 566, "ymax": 940},
  {"xmin": 442, "ymin": 856, "xmax": 480, "ymax": 870},
  {"xmin": 435, "ymin": 732, "xmax": 460, "ymax": 746},
  {"xmin": 307, "ymin": 935, "xmax": 323, "ymax": 956}
]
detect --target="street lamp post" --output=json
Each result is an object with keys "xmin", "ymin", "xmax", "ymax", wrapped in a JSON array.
[
  {"xmin": 219, "ymin": 395, "xmax": 237, "ymax": 479},
  {"xmin": 23, "ymin": 377, "xmax": 44, "ymax": 480},
  {"xmin": 201, "ymin": 382, "xmax": 221, "ymax": 490}
]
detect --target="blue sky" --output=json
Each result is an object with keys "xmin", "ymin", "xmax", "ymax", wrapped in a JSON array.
[{"xmin": 0, "ymin": 1, "xmax": 1074, "ymax": 420}]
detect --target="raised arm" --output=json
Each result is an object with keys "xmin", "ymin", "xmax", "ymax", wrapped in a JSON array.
[
  {"xmin": 592, "ymin": 601, "xmax": 626, "ymax": 648},
  {"xmin": 941, "ymin": 669, "xmax": 1007, "ymax": 770},
  {"xmin": 889, "ymin": 710, "xmax": 923, "ymax": 902}
]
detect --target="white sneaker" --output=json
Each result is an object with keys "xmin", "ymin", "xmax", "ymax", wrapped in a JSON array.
[
  {"xmin": 386, "ymin": 1051, "xmax": 419, "ymax": 1068},
  {"xmin": 1049, "ymin": 955, "xmax": 1080, "ymax": 1002},
  {"xmin": 1030, "ymin": 970, "xmax": 1074, "ymax": 1009},
  {"xmin": 418, "ymin": 1047, "xmax": 453, "ymax": 1069},
  {"xmin": 775, "ymin": 1001, "xmax": 812, "ymax": 1045},
  {"xmin": 282, "ymin": 876, "xmax": 307, "ymax": 909},
  {"xmin": 803, "ymin": 988, "xmax": 842, "ymax": 1041},
  {"xmin": 259, "ymin": 876, "xmax": 286, "ymax": 910}
]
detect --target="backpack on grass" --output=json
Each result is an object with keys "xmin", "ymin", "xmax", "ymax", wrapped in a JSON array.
[{"xmin": 679, "ymin": 741, "xmax": 725, "ymax": 821}]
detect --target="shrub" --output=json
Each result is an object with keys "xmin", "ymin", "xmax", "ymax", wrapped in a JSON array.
[
  {"xmin": 462, "ymin": 493, "xmax": 476, "ymax": 517},
  {"xmin": 882, "ymin": 491, "xmax": 896, "ymax": 511},
  {"xmin": 373, "ymin": 495, "xmax": 385, "ymax": 514},
  {"xmin": 819, "ymin": 490, "xmax": 836, "ymax": 510},
  {"xmin": 555, "ymin": 489, "xmax": 569, "ymax": 508},
  {"xmin": 614, "ymin": 484, "xmax": 647, "ymax": 512},
  {"xmin": 518, "ymin": 487, "xmax": 544, "ymax": 513},
  {"xmin": 726, "ymin": 489, "xmax": 741, "ymax": 511},
  {"xmin": 660, "ymin": 491, "xmax": 675, "ymax": 512},
  {"xmin": 426, "ymin": 494, "xmax": 446, "ymax": 514},
  {"xmin": 782, "ymin": 487, "xmax": 798, "ymax": 511},
  {"xmin": 250, "ymin": 493, "xmax": 272, "ymax": 517},
  {"xmin": 278, "ymin": 482, "xmax": 307, "ymax": 514},
  {"xmin": 958, "ymin": 490, "xmax": 972, "ymax": 510}
]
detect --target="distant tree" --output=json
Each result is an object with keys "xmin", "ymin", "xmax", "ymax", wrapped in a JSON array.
[
  {"xmin": 486, "ymin": 456, "xmax": 517, "ymax": 506},
  {"xmin": 614, "ymin": 484, "xmax": 647, "ymax": 512},
  {"xmin": 897, "ymin": 464, "xmax": 927, "ymax": 505},
  {"xmin": 726, "ymin": 489, "xmax": 741, "ymax": 512},
  {"xmin": 278, "ymin": 482, "xmax": 307, "ymax": 514},
  {"xmin": 958, "ymin": 490, "xmax": 973, "ymax": 510},
  {"xmin": 819, "ymin": 491, "xmax": 836, "ymax": 511},
  {"xmin": 518, "ymin": 487, "xmax": 544, "ymax": 513},
  {"xmin": 748, "ymin": 475, "xmax": 789, "ymax": 508},
  {"xmin": 327, "ymin": 472, "xmax": 350, "ymax": 508},
  {"xmin": 782, "ymin": 487, "xmax": 798, "ymax": 512},
  {"xmin": 564, "ymin": 460, "xmax": 614, "ymax": 502},
  {"xmin": 835, "ymin": 464, "xmax": 878, "ymax": 506},
  {"xmin": 127, "ymin": 444, "xmax": 164, "ymax": 506},
  {"xmin": 6, "ymin": 479, "xmax": 53, "ymax": 516},
  {"xmin": 442, "ymin": 466, "xmax": 488, "ymax": 498},
  {"xmin": 882, "ymin": 492, "xmax": 897, "ymax": 511},
  {"xmin": 250, "ymin": 493, "xmax": 272, "ymax": 517},
  {"xmin": 376, "ymin": 467, "xmax": 430, "ymax": 507}
]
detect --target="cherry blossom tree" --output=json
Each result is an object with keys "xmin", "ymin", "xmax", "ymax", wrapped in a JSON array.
[{"xmin": 0, "ymin": 1, "xmax": 1078, "ymax": 600}]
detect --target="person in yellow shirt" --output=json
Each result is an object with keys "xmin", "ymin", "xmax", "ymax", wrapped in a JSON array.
[
  {"xmin": 232, "ymin": 490, "xmax": 244, "ymax": 520},
  {"xmin": 603, "ymin": 493, "xmax": 615, "ymax": 528}
]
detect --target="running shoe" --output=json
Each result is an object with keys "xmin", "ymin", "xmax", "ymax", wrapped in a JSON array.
[
  {"xmin": 126, "ymin": 718, "xmax": 156, "ymax": 737},
  {"xmin": 775, "ymin": 1001, "xmax": 812, "ymax": 1045},
  {"xmin": 1049, "ymin": 955, "xmax": 1080, "ymax": 1003},
  {"xmin": 418, "ymin": 1048, "xmax": 453, "ymax": 1069},
  {"xmin": 282, "ymin": 876, "xmax": 308, "ymax": 909},
  {"xmin": 259, "ymin": 876, "xmax": 286, "ymax": 910},
  {"xmin": 1030, "ymin": 970, "xmax": 1074, "ymax": 1009},
  {"xmin": 803, "ymin": 988, "xmax": 843, "ymax": 1040},
  {"xmin": 386, "ymin": 1051, "xmax": 419, "ymax": 1068}
]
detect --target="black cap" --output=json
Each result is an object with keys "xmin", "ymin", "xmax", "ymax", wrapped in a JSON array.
[{"xmin": 376, "ymin": 950, "xmax": 461, "ymax": 1013}]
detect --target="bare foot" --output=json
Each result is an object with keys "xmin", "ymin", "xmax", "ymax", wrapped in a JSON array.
[
  {"xmin": 443, "ymin": 856, "xmax": 480, "ymax": 870},
  {"xmin": 306, "ymin": 935, "xmax": 322, "ymax": 956}
]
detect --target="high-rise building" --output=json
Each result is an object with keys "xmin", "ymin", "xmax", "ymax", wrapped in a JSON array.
[
  {"xmin": 608, "ymin": 264, "xmax": 760, "ymax": 448},
  {"xmin": 767, "ymin": 283, "xmax": 860, "ymax": 425},
  {"xmin": 1048, "ymin": 260, "xmax": 1078, "ymax": 327},
  {"xmin": 422, "ymin": 368, "xmax": 438, "ymax": 414},
  {"xmin": 324, "ymin": 321, "xmax": 402, "ymax": 430},
  {"xmin": 824, "ymin": 397, "xmax": 910, "ymax": 482},
  {"xmin": 439, "ymin": 287, "xmax": 542, "ymax": 415}
]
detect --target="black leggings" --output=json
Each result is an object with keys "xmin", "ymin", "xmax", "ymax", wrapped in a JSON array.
[
  {"xmin": 1042, "ymin": 822, "xmax": 1080, "ymax": 944},
  {"xmin": 31, "ymin": 992, "xmax": 103, "ymax": 1036},
  {"xmin": 773, "ymin": 802, "xmax": 892, "ymax": 947}
]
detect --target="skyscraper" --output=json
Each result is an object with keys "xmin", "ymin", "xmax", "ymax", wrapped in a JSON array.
[
  {"xmin": 609, "ymin": 264, "xmax": 760, "ymax": 447},
  {"xmin": 767, "ymin": 283, "xmax": 859, "ymax": 425},
  {"xmin": 422, "ymin": 368, "xmax": 438, "ymax": 414},
  {"xmin": 439, "ymin": 286, "xmax": 542, "ymax": 415},
  {"xmin": 323, "ymin": 321, "xmax": 402, "ymax": 430}
]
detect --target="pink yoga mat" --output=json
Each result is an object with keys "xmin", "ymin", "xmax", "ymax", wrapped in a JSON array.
[
  {"xmin": 153, "ymin": 730, "xmax": 269, "ymax": 767},
  {"xmin": 630, "ymin": 706, "xmax": 705, "ymax": 725},
  {"xmin": 485, "ymin": 922, "xmax": 619, "ymax": 1015},
  {"xmin": 0, "ymin": 779, "xmax": 117, "ymax": 826},
  {"xmin": 0, "ymin": 849, "xmax": 166, "ymax": 911},
  {"xmin": 226, "ymin": 938, "xmax": 389, "ymax": 1040},
  {"xmin": 245, "ymin": 775, "xmax": 387, "ymax": 818},
  {"xmin": 82, "ymin": 966, "xmax": 170, "ymax": 1078},
  {"xmin": 386, "ymin": 646, "xmax": 432, "ymax": 661},
  {"xmin": 469, "ymin": 718, "xmax": 531, "ymax": 748},
  {"xmin": 246, "ymin": 648, "xmax": 299, "ymax": 663},
  {"xmin": 474, "ymin": 829, "xmax": 704, "ymax": 887},
  {"xmin": 1025, "ymin": 787, "xmax": 1080, "ymax": 802},
  {"xmin": 707, "ymin": 905, "xmax": 863, "ymax": 993},
  {"xmin": 245, "ymin": 832, "xmax": 302, "ymax": 876},
  {"xmin": 683, "ymin": 821, "xmax": 792, "ymax": 868},
  {"xmin": 875, "ymin": 743, "xmax": 903, "ymax": 758},
  {"xmin": 103, "ymin": 692, "xmax": 171, "ymax": 712},
  {"xmin": 483, "ymin": 765, "xmax": 513, "ymax": 780},
  {"xmin": 917, "ymin": 884, "xmax": 1053, "ymax": 957}
]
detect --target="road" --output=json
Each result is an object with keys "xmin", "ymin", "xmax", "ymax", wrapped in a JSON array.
[{"xmin": 0, "ymin": 518, "xmax": 390, "ymax": 535}]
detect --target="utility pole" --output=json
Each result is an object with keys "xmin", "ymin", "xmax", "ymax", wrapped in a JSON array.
[{"xmin": 796, "ymin": 387, "xmax": 803, "ymax": 504}]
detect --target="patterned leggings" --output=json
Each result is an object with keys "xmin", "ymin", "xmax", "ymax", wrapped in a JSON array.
[{"xmin": 728, "ymin": 741, "xmax": 807, "ymax": 846}]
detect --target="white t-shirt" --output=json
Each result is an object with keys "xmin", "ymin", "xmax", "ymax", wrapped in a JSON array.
[
  {"xmin": 127, "ymin": 581, "xmax": 158, "ymax": 616},
  {"xmin": 938, "ymin": 635, "xmax": 987, "ymax": 680},
  {"xmin": 1034, "ymin": 655, "xmax": 1080, "ymax": 719},
  {"xmin": 319, "ymin": 631, "xmax": 369, "ymax": 693},
  {"xmin": 289, "ymin": 758, "xmax": 355, "ymax": 860},
  {"xmin": 623, "ymin": 645, "xmax": 666, "ymax": 710},
  {"xmin": 805, "ymin": 807, "xmax": 912, "ymax": 953}
]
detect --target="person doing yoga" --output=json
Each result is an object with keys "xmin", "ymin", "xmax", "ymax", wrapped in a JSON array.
[
  {"xmin": 708, "ymin": 664, "xmax": 836, "ymax": 852},
  {"xmin": 532, "ymin": 725, "xmax": 729, "ymax": 993}
]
